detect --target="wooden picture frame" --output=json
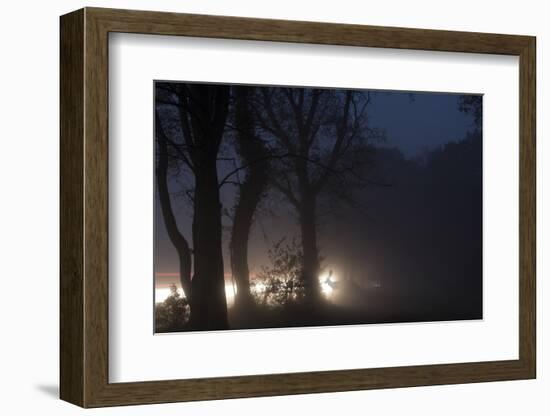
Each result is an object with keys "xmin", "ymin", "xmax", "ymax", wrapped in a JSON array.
[{"xmin": 60, "ymin": 7, "xmax": 536, "ymax": 408}]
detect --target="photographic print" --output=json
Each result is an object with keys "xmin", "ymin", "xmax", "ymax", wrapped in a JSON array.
[{"xmin": 154, "ymin": 82, "xmax": 482, "ymax": 333}]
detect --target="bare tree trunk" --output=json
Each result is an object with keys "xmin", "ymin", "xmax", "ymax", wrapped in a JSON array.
[
  {"xmin": 184, "ymin": 84, "xmax": 230, "ymax": 330},
  {"xmin": 230, "ymin": 87, "xmax": 269, "ymax": 309},
  {"xmin": 155, "ymin": 111, "xmax": 192, "ymax": 301},
  {"xmin": 230, "ymin": 178, "xmax": 266, "ymax": 307},
  {"xmin": 190, "ymin": 157, "xmax": 229, "ymax": 330},
  {"xmin": 299, "ymin": 193, "xmax": 321, "ymax": 302}
]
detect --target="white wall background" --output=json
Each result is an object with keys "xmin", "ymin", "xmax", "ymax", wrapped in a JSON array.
[{"xmin": 0, "ymin": 0, "xmax": 546, "ymax": 414}]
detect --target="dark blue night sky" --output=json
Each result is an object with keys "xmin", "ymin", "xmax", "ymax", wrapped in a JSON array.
[{"xmin": 369, "ymin": 91, "xmax": 474, "ymax": 158}]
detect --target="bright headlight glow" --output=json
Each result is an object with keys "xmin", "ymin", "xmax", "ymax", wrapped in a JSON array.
[
  {"xmin": 320, "ymin": 273, "xmax": 337, "ymax": 298},
  {"xmin": 321, "ymin": 280, "xmax": 333, "ymax": 296}
]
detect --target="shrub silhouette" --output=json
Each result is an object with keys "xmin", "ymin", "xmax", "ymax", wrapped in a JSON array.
[
  {"xmin": 154, "ymin": 284, "xmax": 190, "ymax": 333},
  {"xmin": 252, "ymin": 237, "xmax": 308, "ymax": 306}
]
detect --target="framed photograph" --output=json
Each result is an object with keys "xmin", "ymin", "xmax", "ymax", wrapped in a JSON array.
[{"xmin": 60, "ymin": 7, "xmax": 536, "ymax": 408}]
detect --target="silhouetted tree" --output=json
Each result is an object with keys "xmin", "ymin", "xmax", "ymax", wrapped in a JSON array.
[
  {"xmin": 254, "ymin": 88, "xmax": 374, "ymax": 303},
  {"xmin": 459, "ymin": 94, "xmax": 482, "ymax": 130},
  {"xmin": 228, "ymin": 86, "xmax": 270, "ymax": 309},
  {"xmin": 156, "ymin": 83, "xmax": 230, "ymax": 330},
  {"xmin": 155, "ymin": 110, "xmax": 192, "ymax": 302}
]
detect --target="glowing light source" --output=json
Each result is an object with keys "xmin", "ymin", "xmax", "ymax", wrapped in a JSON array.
[
  {"xmin": 320, "ymin": 271, "xmax": 337, "ymax": 298},
  {"xmin": 252, "ymin": 282, "xmax": 267, "ymax": 293},
  {"xmin": 155, "ymin": 283, "xmax": 238, "ymax": 307},
  {"xmin": 155, "ymin": 286, "xmax": 185, "ymax": 304},
  {"xmin": 321, "ymin": 280, "xmax": 333, "ymax": 296},
  {"xmin": 225, "ymin": 283, "xmax": 237, "ymax": 306}
]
